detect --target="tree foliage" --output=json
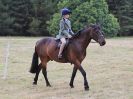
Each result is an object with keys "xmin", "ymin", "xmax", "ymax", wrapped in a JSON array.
[
  {"xmin": 107, "ymin": 0, "xmax": 133, "ymax": 36},
  {"xmin": 29, "ymin": 0, "xmax": 59, "ymax": 36},
  {"xmin": 0, "ymin": 0, "xmax": 132, "ymax": 36},
  {"xmin": 0, "ymin": 0, "xmax": 14, "ymax": 36},
  {"xmin": 9, "ymin": 0, "xmax": 33, "ymax": 36},
  {"xmin": 47, "ymin": 0, "xmax": 120, "ymax": 37}
]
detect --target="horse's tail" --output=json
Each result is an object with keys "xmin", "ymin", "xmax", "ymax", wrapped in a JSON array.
[{"xmin": 29, "ymin": 48, "xmax": 39, "ymax": 73}]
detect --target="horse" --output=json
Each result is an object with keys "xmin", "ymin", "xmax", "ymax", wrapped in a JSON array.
[{"xmin": 29, "ymin": 24, "xmax": 106, "ymax": 91}]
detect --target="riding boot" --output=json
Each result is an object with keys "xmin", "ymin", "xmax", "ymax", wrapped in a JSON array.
[{"xmin": 58, "ymin": 43, "xmax": 66, "ymax": 59}]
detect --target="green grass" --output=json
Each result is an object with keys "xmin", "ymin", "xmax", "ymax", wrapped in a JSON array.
[
  {"xmin": 0, "ymin": 37, "xmax": 133, "ymax": 99},
  {"xmin": 0, "ymin": 64, "xmax": 3, "ymax": 69}
]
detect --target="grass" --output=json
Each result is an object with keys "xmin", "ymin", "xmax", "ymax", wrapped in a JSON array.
[
  {"xmin": 0, "ymin": 64, "xmax": 3, "ymax": 71},
  {"xmin": 0, "ymin": 37, "xmax": 133, "ymax": 99}
]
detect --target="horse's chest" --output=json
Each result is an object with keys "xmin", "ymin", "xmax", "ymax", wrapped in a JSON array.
[{"xmin": 75, "ymin": 50, "xmax": 86, "ymax": 60}]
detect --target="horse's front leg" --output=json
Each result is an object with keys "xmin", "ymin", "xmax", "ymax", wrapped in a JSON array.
[
  {"xmin": 69, "ymin": 65, "xmax": 77, "ymax": 88},
  {"xmin": 79, "ymin": 66, "xmax": 89, "ymax": 91}
]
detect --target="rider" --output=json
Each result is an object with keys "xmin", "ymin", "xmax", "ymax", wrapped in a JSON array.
[{"xmin": 57, "ymin": 8, "xmax": 74, "ymax": 59}]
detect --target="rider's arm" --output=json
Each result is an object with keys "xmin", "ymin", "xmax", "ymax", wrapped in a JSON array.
[{"xmin": 66, "ymin": 20, "xmax": 74, "ymax": 36}]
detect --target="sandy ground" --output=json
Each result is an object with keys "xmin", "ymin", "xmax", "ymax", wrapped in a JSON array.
[{"xmin": 0, "ymin": 37, "xmax": 133, "ymax": 99}]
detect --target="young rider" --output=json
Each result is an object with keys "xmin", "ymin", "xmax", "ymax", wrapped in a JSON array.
[{"xmin": 57, "ymin": 8, "xmax": 74, "ymax": 59}]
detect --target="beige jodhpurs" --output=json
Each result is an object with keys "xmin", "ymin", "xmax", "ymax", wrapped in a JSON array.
[{"xmin": 58, "ymin": 37, "xmax": 67, "ymax": 58}]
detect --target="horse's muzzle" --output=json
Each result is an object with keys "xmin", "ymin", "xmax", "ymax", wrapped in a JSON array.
[{"xmin": 100, "ymin": 41, "xmax": 106, "ymax": 46}]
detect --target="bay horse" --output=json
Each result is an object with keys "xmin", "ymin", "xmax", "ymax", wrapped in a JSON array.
[{"xmin": 29, "ymin": 24, "xmax": 106, "ymax": 91}]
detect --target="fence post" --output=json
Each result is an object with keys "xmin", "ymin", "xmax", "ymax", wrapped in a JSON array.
[{"xmin": 2, "ymin": 42, "xmax": 10, "ymax": 79}]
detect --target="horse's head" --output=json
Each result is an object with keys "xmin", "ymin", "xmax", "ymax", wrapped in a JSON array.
[{"xmin": 90, "ymin": 25, "xmax": 106, "ymax": 46}]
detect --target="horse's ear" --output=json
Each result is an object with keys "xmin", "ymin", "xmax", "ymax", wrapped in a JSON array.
[
  {"xmin": 96, "ymin": 21, "xmax": 101, "ymax": 25},
  {"xmin": 96, "ymin": 22, "xmax": 102, "ymax": 29},
  {"xmin": 84, "ymin": 24, "xmax": 90, "ymax": 29},
  {"xmin": 90, "ymin": 23, "xmax": 97, "ymax": 30},
  {"xmin": 96, "ymin": 23, "xmax": 99, "ymax": 26},
  {"xmin": 90, "ymin": 23, "xmax": 95, "ymax": 28}
]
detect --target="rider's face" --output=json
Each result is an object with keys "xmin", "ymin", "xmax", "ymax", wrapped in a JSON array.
[{"xmin": 63, "ymin": 14, "xmax": 70, "ymax": 19}]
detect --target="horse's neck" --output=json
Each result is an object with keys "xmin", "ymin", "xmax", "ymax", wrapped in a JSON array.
[{"xmin": 75, "ymin": 29, "xmax": 91, "ymax": 50}]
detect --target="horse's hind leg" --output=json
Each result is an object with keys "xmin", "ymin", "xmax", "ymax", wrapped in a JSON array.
[
  {"xmin": 69, "ymin": 65, "xmax": 77, "ymax": 88},
  {"xmin": 33, "ymin": 64, "xmax": 41, "ymax": 85},
  {"xmin": 42, "ymin": 66, "xmax": 51, "ymax": 87}
]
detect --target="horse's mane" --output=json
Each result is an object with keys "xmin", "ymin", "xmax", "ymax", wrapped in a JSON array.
[
  {"xmin": 72, "ymin": 24, "xmax": 99, "ymax": 39},
  {"xmin": 72, "ymin": 29, "xmax": 84, "ymax": 38}
]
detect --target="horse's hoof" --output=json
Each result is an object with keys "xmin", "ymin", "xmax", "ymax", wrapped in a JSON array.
[
  {"xmin": 46, "ymin": 84, "xmax": 51, "ymax": 87},
  {"xmin": 69, "ymin": 83, "xmax": 74, "ymax": 88},
  {"xmin": 33, "ymin": 82, "xmax": 37, "ymax": 85},
  {"xmin": 84, "ymin": 86, "xmax": 89, "ymax": 91},
  {"xmin": 70, "ymin": 86, "xmax": 74, "ymax": 88}
]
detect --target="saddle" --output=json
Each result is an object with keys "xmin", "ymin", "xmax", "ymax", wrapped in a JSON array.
[
  {"xmin": 55, "ymin": 38, "xmax": 70, "ymax": 60},
  {"xmin": 56, "ymin": 38, "xmax": 70, "ymax": 48}
]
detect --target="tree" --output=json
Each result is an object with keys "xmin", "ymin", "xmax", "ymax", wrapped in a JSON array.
[
  {"xmin": 107, "ymin": 0, "xmax": 133, "ymax": 36},
  {"xmin": 47, "ymin": 0, "xmax": 120, "ymax": 37},
  {"xmin": 29, "ymin": 0, "xmax": 59, "ymax": 36},
  {"xmin": 0, "ymin": 0, "xmax": 60, "ymax": 36},
  {"xmin": 0, "ymin": 0, "xmax": 14, "ymax": 36},
  {"xmin": 9, "ymin": 0, "xmax": 33, "ymax": 36}
]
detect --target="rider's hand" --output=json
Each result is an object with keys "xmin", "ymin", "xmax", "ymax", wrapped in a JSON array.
[{"xmin": 68, "ymin": 35, "xmax": 72, "ymax": 38}]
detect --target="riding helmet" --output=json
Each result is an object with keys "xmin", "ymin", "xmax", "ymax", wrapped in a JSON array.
[{"xmin": 61, "ymin": 8, "xmax": 72, "ymax": 16}]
